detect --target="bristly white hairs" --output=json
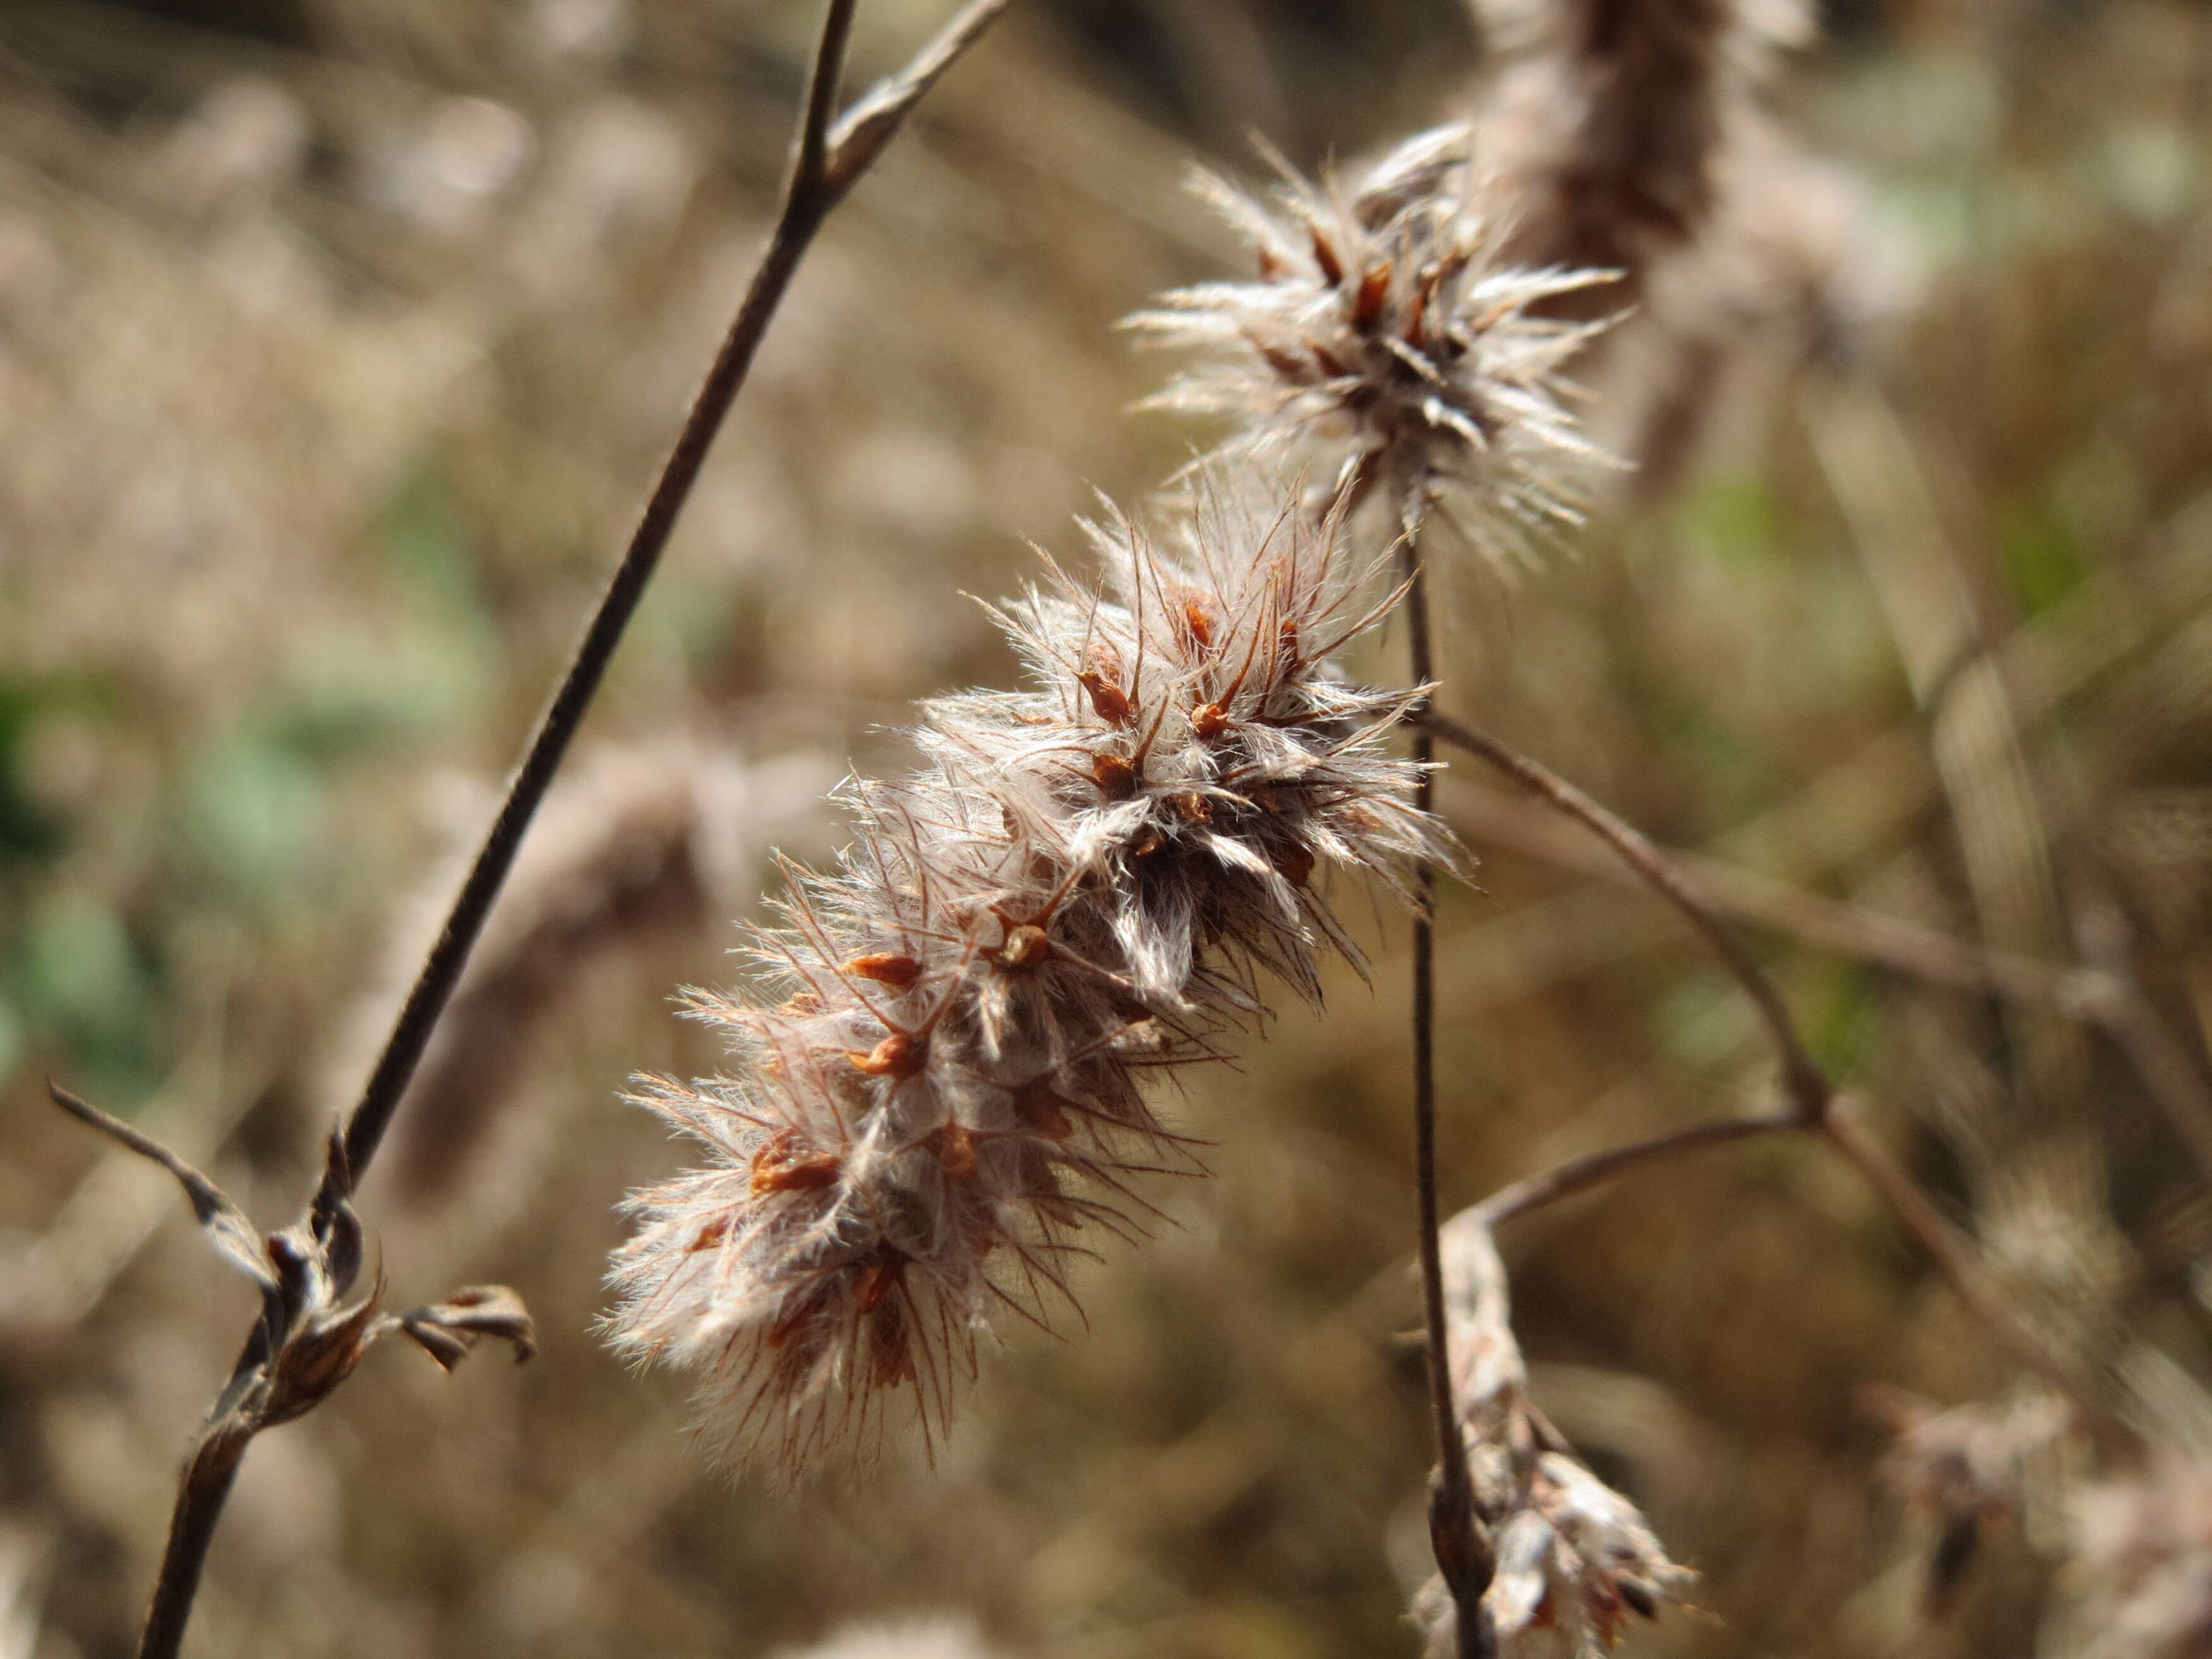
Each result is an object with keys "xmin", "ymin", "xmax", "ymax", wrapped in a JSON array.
[
  {"xmin": 1411, "ymin": 1213, "xmax": 1691, "ymax": 1656},
  {"xmin": 1124, "ymin": 123, "xmax": 1619, "ymax": 568},
  {"xmin": 605, "ymin": 474, "xmax": 1460, "ymax": 1480}
]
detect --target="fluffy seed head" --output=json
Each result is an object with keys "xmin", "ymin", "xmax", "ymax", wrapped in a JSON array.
[
  {"xmin": 605, "ymin": 477, "xmax": 1457, "ymax": 1480},
  {"xmin": 1126, "ymin": 125, "xmax": 1617, "ymax": 564}
]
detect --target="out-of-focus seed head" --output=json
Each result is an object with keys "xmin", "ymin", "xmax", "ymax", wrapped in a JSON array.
[
  {"xmin": 1866, "ymin": 1385, "xmax": 2072, "ymax": 1613},
  {"xmin": 1126, "ymin": 125, "xmax": 1617, "ymax": 566}
]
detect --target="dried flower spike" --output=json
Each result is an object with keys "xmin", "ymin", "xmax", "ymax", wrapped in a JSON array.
[
  {"xmin": 1412, "ymin": 1213, "xmax": 1692, "ymax": 1656},
  {"xmin": 1126, "ymin": 125, "xmax": 1617, "ymax": 563},
  {"xmin": 606, "ymin": 477, "xmax": 1458, "ymax": 1480}
]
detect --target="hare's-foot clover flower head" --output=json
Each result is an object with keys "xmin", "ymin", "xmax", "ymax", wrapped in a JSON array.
[
  {"xmin": 1127, "ymin": 125, "xmax": 1618, "ymax": 563},
  {"xmin": 606, "ymin": 475, "xmax": 1459, "ymax": 1481}
]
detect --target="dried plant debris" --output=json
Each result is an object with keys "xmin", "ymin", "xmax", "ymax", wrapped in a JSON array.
[
  {"xmin": 605, "ymin": 476, "xmax": 1457, "ymax": 1480},
  {"xmin": 47, "ymin": 1086, "xmax": 532, "ymax": 1438},
  {"xmin": 1126, "ymin": 125, "xmax": 1617, "ymax": 564},
  {"xmin": 1412, "ymin": 1213, "xmax": 1692, "ymax": 1656},
  {"xmin": 1865, "ymin": 1385, "xmax": 2072, "ymax": 1613}
]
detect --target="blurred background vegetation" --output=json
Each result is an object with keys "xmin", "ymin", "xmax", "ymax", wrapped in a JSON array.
[{"xmin": 2, "ymin": 0, "xmax": 2211, "ymax": 1655}]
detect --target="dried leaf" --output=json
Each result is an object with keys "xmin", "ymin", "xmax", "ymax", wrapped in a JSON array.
[{"xmin": 395, "ymin": 1285, "xmax": 537, "ymax": 1371}]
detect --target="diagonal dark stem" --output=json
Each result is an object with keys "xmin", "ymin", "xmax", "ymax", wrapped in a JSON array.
[
  {"xmin": 89, "ymin": 8, "xmax": 1018, "ymax": 1656},
  {"xmin": 1419, "ymin": 710, "xmax": 1830, "ymax": 1127},
  {"xmin": 340, "ymin": 0, "xmax": 1014, "ymax": 1186},
  {"xmin": 1473, "ymin": 1111, "xmax": 1800, "ymax": 1229},
  {"xmin": 1398, "ymin": 522, "xmax": 1492, "ymax": 1659},
  {"xmin": 1418, "ymin": 706, "xmax": 2137, "ymax": 1449}
]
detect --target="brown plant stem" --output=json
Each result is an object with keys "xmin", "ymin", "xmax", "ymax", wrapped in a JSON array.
[
  {"xmin": 1398, "ymin": 518, "xmax": 1493, "ymax": 1659},
  {"xmin": 1419, "ymin": 709, "xmax": 2135, "ymax": 1447},
  {"xmin": 1443, "ymin": 772, "xmax": 2212, "ymax": 1187},
  {"xmin": 137, "ymin": 1426, "xmax": 251, "ymax": 1659},
  {"xmin": 88, "ymin": 8, "xmax": 1016, "ymax": 1656},
  {"xmin": 1421, "ymin": 710, "xmax": 1828, "ymax": 1127},
  {"xmin": 1473, "ymin": 1111, "xmax": 1801, "ymax": 1228}
]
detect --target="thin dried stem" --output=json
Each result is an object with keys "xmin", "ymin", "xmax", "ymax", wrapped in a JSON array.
[
  {"xmin": 341, "ymin": 0, "xmax": 1013, "ymax": 1184},
  {"xmin": 63, "ymin": 7, "xmax": 1017, "ymax": 1655},
  {"xmin": 1418, "ymin": 708, "xmax": 2137, "ymax": 1449},
  {"xmin": 1421, "ymin": 710, "xmax": 1828, "ymax": 1123},
  {"xmin": 1399, "ymin": 520, "xmax": 1492, "ymax": 1659},
  {"xmin": 1442, "ymin": 773, "xmax": 2212, "ymax": 1191}
]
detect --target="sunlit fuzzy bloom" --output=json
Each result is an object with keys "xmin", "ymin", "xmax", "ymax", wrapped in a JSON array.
[
  {"xmin": 606, "ymin": 477, "xmax": 1459, "ymax": 1480},
  {"xmin": 2062, "ymin": 1455, "xmax": 2212, "ymax": 1659},
  {"xmin": 1125, "ymin": 125, "xmax": 1616, "ymax": 561},
  {"xmin": 1413, "ymin": 1213, "xmax": 1692, "ymax": 1657}
]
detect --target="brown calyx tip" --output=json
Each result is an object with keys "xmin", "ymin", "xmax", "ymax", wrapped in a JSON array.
[
  {"xmin": 1011, "ymin": 1079, "xmax": 1076, "ymax": 1141},
  {"xmin": 751, "ymin": 1131, "xmax": 843, "ymax": 1197},
  {"xmin": 1092, "ymin": 751, "xmax": 1139, "ymax": 800},
  {"xmin": 1191, "ymin": 702, "xmax": 1232, "ymax": 739},
  {"xmin": 849, "ymin": 1030, "xmax": 927, "ymax": 1079},
  {"xmin": 1180, "ymin": 593, "xmax": 1218, "ymax": 652},
  {"xmin": 852, "ymin": 1248, "xmax": 908, "ymax": 1315},
  {"xmin": 844, "ymin": 951, "xmax": 923, "ymax": 990},
  {"xmin": 933, "ymin": 1120, "xmax": 978, "ymax": 1181},
  {"xmin": 1310, "ymin": 223, "xmax": 1345, "ymax": 286},
  {"xmin": 1352, "ymin": 260, "xmax": 1392, "ymax": 332},
  {"xmin": 1077, "ymin": 669, "xmax": 1133, "ymax": 727},
  {"xmin": 1170, "ymin": 791, "xmax": 1212, "ymax": 823}
]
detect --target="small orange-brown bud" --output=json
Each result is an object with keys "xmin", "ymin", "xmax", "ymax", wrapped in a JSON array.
[
  {"xmin": 1255, "ymin": 336, "xmax": 1310, "ymax": 380},
  {"xmin": 935, "ymin": 1121, "xmax": 978, "ymax": 1182},
  {"xmin": 1310, "ymin": 223, "xmax": 1344, "ymax": 286},
  {"xmin": 853, "ymin": 1249, "xmax": 907, "ymax": 1315},
  {"xmin": 750, "ymin": 1131, "xmax": 842, "ymax": 1196},
  {"xmin": 687, "ymin": 1215, "xmax": 732, "ymax": 1253},
  {"xmin": 1092, "ymin": 751, "xmax": 1139, "ymax": 799},
  {"xmin": 849, "ymin": 1031, "xmax": 925, "ymax": 1079},
  {"xmin": 1077, "ymin": 670, "xmax": 1133, "ymax": 727},
  {"xmin": 777, "ymin": 990, "xmax": 825, "ymax": 1017},
  {"xmin": 999, "ymin": 924, "xmax": 1050, "ymax": 969},
  {"xmin": 1171, "ymin": 791, "xmax": 1213, "ymax": 823},
  {"xmin": 844, "ymin": 952, "xmax": 921, "ymax": 990},
  {"xmin": 1129, "ymin": 827, "xmax": 1165, "ymax": 860},
  {"xmin": 1191, "ymin": 702, "xmax": 1231, "ymax": 739},
  {"xmin": 1180, "ymin": 593, "xmax": 1217, "ymax": 652}
]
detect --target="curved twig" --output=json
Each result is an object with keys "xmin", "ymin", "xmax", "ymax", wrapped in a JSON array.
[{"xmin": 1419, "ymin": 708, "xmax": 2137, "ymax": 1449}]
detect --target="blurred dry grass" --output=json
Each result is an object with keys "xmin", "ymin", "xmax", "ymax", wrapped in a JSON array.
[{"xmin": 2, "ymin": 0, "xmax": 2211, "ymax": 1655}]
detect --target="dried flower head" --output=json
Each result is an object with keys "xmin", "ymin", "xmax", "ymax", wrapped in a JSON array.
[
  {"xmin": 1412, "ymin": 1213, "xmax": 1692, "ymax": 1656},
  {"xmin": 2063, "ymin": 1455, "xmax": 2212, "ymax": 1659},
  {"xmin": 606, "ymin": 477, "xmax": 1457, "ymax": 1479},
  {"xmin": 1126, "ymin": 125, "xmax": 1615, "ymax": 562}
]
